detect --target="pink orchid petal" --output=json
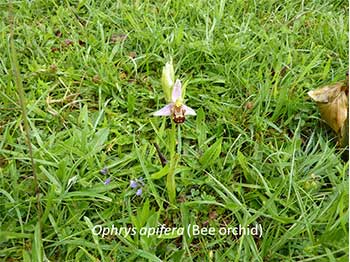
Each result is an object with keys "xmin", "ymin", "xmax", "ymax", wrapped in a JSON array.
[
  {"xmin": 172, "ymin": 79, "xmax": 182, "ymax": 102},
  {"xmin": 152, "ymin": 104, "xmax": 173, "ymax": 116},
  {"xmin": 182, "ymin": 104, "xmax": 196, "ymax": 116}
]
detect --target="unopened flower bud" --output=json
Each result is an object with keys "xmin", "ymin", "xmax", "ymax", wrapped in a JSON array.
[{"xmin": 161, "ymin": 61, "xmax": 175, "ymax": 103}]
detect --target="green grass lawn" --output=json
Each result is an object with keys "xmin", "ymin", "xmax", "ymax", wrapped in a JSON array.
[{"xmin": 0, "ymin": 0, "xmax": 349, "ymax": 261}]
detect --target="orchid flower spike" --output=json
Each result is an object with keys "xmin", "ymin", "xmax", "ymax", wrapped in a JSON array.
[{"xmin": 153, "ymin": 79, "xmax": 196, "ymax": 124}]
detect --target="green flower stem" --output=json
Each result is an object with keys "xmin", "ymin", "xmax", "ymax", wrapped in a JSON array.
[
  {"xmin": 167, "ymin": 122, "xmax": 179, "ymax": 204},
  {"xmin": 170, "ymin": 122, "xmax": 176, "ymax": 158},
  {"xmin": 177, "ymin": 124, "xmax": 182, "ymax": 155},
  {"xmin": 167, "ymin": 153, "xmax": 179, "ymax": 204}
]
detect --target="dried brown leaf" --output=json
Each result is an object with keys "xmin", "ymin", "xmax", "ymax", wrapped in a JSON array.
[{"xmin": 308, "ymin": 79, "xmax": 349, "ymax": 147}]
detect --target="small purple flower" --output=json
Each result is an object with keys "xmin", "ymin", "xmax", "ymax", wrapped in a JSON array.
[
  {"xmin": 130, "ymin": 180, "xmax": 138, "ymax": 188},
  {"xmin": 130, "ymin": 177, "xmax": 145, "ymax": 196},
  {"xmin": 104, "ymin": 177, "xmax": 111, "ymax": 185},
  {"xmin": 100, "ymin": 167, "xmax": 108, "ymax": 175},
  {"xmin": 152, "ymin": 79, "xmax": 196, "ymax": 124},
  {"xmin": 136, "ymin": 188, "xmax": 143, "ymax": 196}
]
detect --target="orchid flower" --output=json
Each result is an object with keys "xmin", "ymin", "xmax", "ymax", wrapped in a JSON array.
[{"xmin": 153, "ymin": 79, "xmax": 196, "ymax": 123}]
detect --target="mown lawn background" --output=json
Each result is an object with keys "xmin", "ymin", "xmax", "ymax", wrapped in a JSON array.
[{"xmin": 0, "ymin": 0, "xmax": 348, "ymax": 261}]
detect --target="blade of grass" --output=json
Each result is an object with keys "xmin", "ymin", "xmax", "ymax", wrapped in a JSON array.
[{"xmin": 8, "ymin": 0, "xmax": 42, "ymax": 256}]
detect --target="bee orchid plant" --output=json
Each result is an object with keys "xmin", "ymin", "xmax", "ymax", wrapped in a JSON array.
[{"xmin": 152, "ymin": 60, "xmax": 196, "ymax": 204}]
